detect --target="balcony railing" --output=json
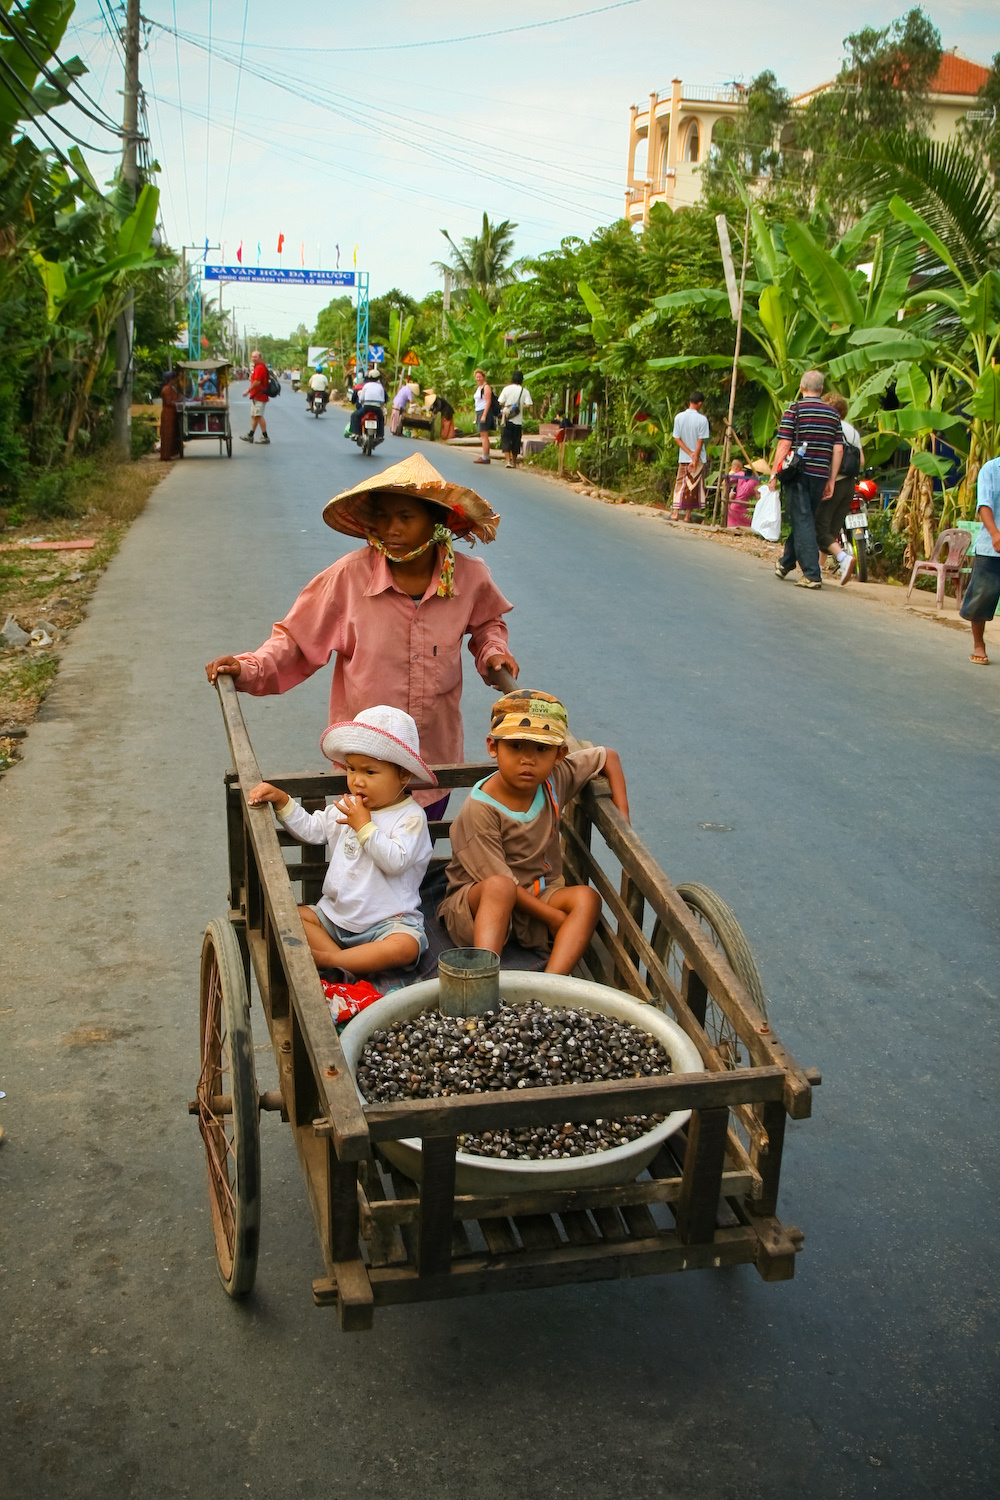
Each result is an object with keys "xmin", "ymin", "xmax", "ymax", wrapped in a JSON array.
[{"xmin": 636, "ymin": 83, "xmax": 746, "ymax": 114}]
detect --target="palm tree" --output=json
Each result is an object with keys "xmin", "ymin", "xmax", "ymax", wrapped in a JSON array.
[{"xmin": 434, "ymin": 213, "xmax": 520, "ymax": 307}]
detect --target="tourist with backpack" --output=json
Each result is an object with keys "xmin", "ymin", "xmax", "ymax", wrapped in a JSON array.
[
  {"xmin": 242, "ymin": 349, "xmax": 272, "ymax": 446},
  {"xmin": 473, "ymin": 368, "xmax": 500, "ymax": 464},
  {"xmin": 815, "ymin": 392, "xmax": 865, "ymax": 584},
  {"xmin": 498, "ymin": 369, "xmax": 533, "ymax": 470}
]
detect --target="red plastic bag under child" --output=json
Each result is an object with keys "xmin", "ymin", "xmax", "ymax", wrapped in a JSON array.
[{"xmin": 320, "ymin": 978, "xmax": 383, "ymax": 1025}]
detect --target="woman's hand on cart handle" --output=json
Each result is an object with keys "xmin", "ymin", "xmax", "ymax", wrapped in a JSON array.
[
  {"xmin": 206, "ymin": 654, "xmax": 242, "ymax": 684},
  {"xmin": 485, "ymin": 653, "xmax": 519, "ymax": 692}
]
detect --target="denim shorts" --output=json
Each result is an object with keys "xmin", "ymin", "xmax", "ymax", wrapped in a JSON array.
[
  {"xmin": 960, "ymin": 555, "xmax": 1000, "ymax": 621},
  {"xmin": 311, "ymin": 907, "xmax": 428, "ymax": 961}
]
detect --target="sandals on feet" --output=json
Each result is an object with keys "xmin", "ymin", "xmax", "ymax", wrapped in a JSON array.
[{"xmin": 969, "ymin": 652, "xmax": 990, "ymax": 665}]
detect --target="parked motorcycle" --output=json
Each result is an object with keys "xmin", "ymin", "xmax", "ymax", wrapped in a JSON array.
[
  {"xmin": 840, "ymin": 478, "xmax": 882, "ymax": 582},
  {"xmin": 351, "ymin": 403, "xmax": 385, "ymax": 457}
]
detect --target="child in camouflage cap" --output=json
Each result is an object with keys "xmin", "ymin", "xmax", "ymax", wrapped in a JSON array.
[{"xmin": 438, "ymin": 690, "xmax": 629, "ymax": 973}]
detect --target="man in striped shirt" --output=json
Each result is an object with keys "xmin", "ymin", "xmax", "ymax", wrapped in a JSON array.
[{"xmin": 773, "ymin": 371, "xmax": 844, "ymax": 589}]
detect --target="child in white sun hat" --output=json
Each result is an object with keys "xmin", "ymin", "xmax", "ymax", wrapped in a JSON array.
[{"xmin": 249, "ymin": 706, "xmax": 436, "ymax": 975}]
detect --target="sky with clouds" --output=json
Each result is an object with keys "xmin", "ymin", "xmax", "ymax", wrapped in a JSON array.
[{"xmin": 60, "ymin": 0, "xmax": 998, "ymax": 341}]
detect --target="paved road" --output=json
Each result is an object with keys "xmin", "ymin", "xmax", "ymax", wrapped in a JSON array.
[{"xmin": 2, "ymin": 391, "xmax": 997, "ymax": 1498}]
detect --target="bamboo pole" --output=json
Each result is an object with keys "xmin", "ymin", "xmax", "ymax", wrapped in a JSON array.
[{"xmin": 712, "ymin": 203, "xmax": 752, "ymax": 527}]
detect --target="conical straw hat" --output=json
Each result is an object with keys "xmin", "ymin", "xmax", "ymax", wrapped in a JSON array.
[{"xmin": 323, "ymin": 452, "xmax": 500, "ymax": 544}]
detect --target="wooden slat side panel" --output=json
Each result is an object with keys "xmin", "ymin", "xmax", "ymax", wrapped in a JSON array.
[
  {"xmin": 215, "ymin": 678, "xmax": 369, "ymax": 1159},
  {"xmin": 362, "ymin": 1169, "xmax": 754, "ymax": 1229},
  {"xmin": 417, "ymin": 1136, "xmax": 458, "ymax": 1277},
  {"xmin": 364, "ymin": 1225, "xmax": 761, "ymax": 1305},
  {"xmin": 747, "ymin": 1099, "xmax": 788, "ymax": 1219},
  {"xmin": 577, "ymin": 785, "xmax": 813, "ymax": 1118},
  {"xmin": 266, "ymin": 762, "xmax": 495, "ymax": 800},
  {"xmin": 361, "ymin": 1066, "xmax": 785, "ymax": 1142},
  {"xmin": 676, "ymin": 1107, "xmax": 730, "ymax": 1245}
]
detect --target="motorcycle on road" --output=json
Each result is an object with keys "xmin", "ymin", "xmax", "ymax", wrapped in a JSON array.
[
  {"xmin": 840, "ymin": 478, "xmax": 882, "ymax": 582},
  {"xmin": 351, "ymin": 404, "xmax": 385, "ymax": 458}
]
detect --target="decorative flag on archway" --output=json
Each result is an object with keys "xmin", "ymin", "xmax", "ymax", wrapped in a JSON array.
[
  {"xmin": 301, "ymin": 242, "xmax": 305, "ymax": 266},
  {"xmin": 353, "ymin": 243, "xmax": 358, "ymax": 267},
  {"xmin": 277, "ymin": 233, "xmax": 285, "ymax": 254},
  {"xmin": 335, "ymin": 243, "xmax": 340, "ymax": 268},
  {"xmin": 237, "ymin": 241, "xmax": 243, "ymax": 263}
]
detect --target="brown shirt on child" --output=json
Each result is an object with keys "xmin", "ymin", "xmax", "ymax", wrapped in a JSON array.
[{"xmin": 438, "ymin": 746, "xmax": 607, "ymax": 951}]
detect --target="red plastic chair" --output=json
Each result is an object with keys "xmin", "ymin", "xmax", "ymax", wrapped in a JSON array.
[{"xmin": 905, "ymin": 528, "xmax": 973, "ymax": 609}]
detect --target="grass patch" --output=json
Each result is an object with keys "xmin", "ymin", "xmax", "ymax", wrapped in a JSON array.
[{"xmin": 0, "ymin": 652, "xmax": 58, "ymax": 705}]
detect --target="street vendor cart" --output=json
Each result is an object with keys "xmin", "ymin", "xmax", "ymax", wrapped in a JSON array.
[
  {"xmin": 193, "ymin": 675, "xmax": 818, "ymax": 1331},
  {"xmin": 176, "ymin": 359, "xmax": 233, "ymax": 458}
]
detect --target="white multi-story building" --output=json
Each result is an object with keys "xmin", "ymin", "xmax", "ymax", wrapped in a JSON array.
[{"xmin": 624, "ymin": 50, "xmax": 994, "ymax": 226}]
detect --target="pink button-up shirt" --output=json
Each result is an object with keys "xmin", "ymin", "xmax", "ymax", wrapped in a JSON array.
[{"xmin": 235, "ymin": 544, "xmax": 512, "ymax": 799}]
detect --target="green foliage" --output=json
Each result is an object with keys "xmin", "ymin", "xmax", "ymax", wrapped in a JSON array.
[
  {"xmin": 0, "ymin": 1, "xmax": 175, "ymax": 472},
  {"xmin": 961, "ymin": 50, "xmax": 1000, "ymax": 195},
  {"xmin": 18, "ymin": 457, "xmax": 92, "ymax": 517},
  {"xmin": 702, "ymin": 73, "xmax": 798, "ymax": 208},
  {"xmin": 434, "ymin": 213, "xmax": 519, "ymax": 308}
]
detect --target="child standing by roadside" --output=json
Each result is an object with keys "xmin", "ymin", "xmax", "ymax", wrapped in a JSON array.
[
  {"xmin": 960, "ymin": 453, "xmax": 1000, "ymax": 666},
  {"xmin": 206, "ymin": 453, "xmax": 518, "ymax": 813},
  {"xmin": 248, "ymin": 707, "xmax": 436, "ymax": 974},
  {"xmin": 438, "ymin": 690, "xmax": 630, "ymax": 975}
]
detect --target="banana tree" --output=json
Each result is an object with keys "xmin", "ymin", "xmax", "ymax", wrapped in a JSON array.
[
  {"xmin": 442, "ymin": 287, "xmax": 508, "ymax": 383},
  {"xmin": 32, "ymin": 176, "xmax": 168, "ymax": 457},
  {"xmin": 647, "ymin": 199, "xmax": 917, "ymax": 453},
  {"xmin": 388, "ymin": 307, "xmax": 415, "ymax": 392},
  {"xmin": 529, "ymin": 279, "xmax": 663, "ymax": 482}
]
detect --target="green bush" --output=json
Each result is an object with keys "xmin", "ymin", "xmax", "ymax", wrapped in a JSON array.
[
  {"xmin": 131, "ymin": 415, "xmax": 158, "ymax": 459},
  {"xmin": 867, "ymin": 505, "xmax": 908, "ymax": 580},
  {"xmin": 19, "ymin": 459, "xmax": 94, "ymax": 519}
]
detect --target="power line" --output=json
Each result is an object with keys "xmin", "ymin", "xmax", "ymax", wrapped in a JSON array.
[
  {"xmin": 170, "ymin": 0, "xmax": 192, "ymax": 237},
  {"xmin": 203, "ymin": 0, "xmax": 212, "ymax": 240},
  {"xmin": 164, "ymin": 0, "xmax": 646, "ymax": 55},
  {"xmin": 0, "ymin": 48, "xmax": 121, "ymax": 153},
  {"xmin": 2, "ymin": 2, "xmax": 123, "ymax": 134},
  {"xmin": 217, "ymin": 0, "xmax": 248, "ymax": 237},
  {"xmin": 148, "ymin": 26, "xmax": 619, "ymax": 218}
]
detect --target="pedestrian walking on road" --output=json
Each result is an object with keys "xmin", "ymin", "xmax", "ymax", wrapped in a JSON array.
[
  {"xmin": 960, "ymin": 454, "xmax": 1000, "ymax": 665},
  {"xmin": 205, "ymin": 453, "xmax": 520, "ymax": 814},
  {"xmin": 498, "ymin": 369, "xmax": 532, "ymax": 470},
  {"xmin": 671, "ymin": 392, "xmax": 710, "ymax": 520},
  {"xmin": 772, "ymin": 371, "xmax": 843, "ymax": 590},
  {"xmin": 242, "ymin": 350, "xmax": 270, "ymax": 445},
  {"xmin": 473, "ymin": 368, "xmax": 496, "ymax": 464},
  {"xmin": 815, "ymin": 392, "xmax": 864, "ymax": 584}
]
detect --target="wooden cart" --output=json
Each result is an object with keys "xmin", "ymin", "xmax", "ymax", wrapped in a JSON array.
[
  {"xmin": 176, "ymin": 358, "xmax": 233, "ymax": 458},
  {"xmin": 194, "ymin": 677, "xmax": 818, "ymax": 1331}
]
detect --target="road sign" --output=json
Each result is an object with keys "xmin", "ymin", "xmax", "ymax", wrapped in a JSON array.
[
  {"xmin": 402, "ymin": 351, "xmax": 420, "ymax": 366},
  {"xmin": 204, "ymin": 266, "xmax": 357, "ymax": 287},
  {"xmin": 368, "ymin": 345, "xmax": 385, "ymax": 363}
]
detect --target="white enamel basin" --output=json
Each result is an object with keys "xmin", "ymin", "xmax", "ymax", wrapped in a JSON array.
[{"xmin": 339, "ymin": 971, "xmax": 704, "ymax": 1193}]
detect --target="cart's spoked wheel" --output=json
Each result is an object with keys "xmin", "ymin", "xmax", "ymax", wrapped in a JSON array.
[
  {"xmin": 649, "ymin": 883, "xmax": 768, "ymax": 1069},
  {"xmin": 197, "ymin": 919, "xmax": 260, "ymax": 1296}
]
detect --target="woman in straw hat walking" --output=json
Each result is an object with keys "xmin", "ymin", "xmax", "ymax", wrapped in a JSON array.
[{"xmin": 206, "ymin": 453, "xmax": 519, "ymax": 811}]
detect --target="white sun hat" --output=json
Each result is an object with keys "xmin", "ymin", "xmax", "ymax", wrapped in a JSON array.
[{"xmin": 320, "ymin": 706, "xmax": 438, "ymax": 788}]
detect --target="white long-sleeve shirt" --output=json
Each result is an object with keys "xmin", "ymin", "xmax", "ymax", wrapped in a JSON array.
[{"xmin": 276, "ymin": 794, "xmax": 431, "ymax": 932}]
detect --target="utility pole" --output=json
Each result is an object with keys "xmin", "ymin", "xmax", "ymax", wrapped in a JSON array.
[{"xmin": 112, "ymin": 0, "xmax": 142, "ymax": 458}]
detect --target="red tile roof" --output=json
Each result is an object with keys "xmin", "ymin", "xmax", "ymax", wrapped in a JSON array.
[{"xmin": 930, "ymin": 51, "xmax": 991, "ymax": 97}]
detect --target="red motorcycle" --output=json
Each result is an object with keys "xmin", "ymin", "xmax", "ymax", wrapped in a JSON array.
[{"xmin": 840, "ymin": 478, "xmax": 882, "ymax": 582}]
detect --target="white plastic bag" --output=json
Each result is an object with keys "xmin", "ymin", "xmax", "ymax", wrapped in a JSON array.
[{"xmin": 751, "ymin": 484, "xmax": 781, "ymax": 542}]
